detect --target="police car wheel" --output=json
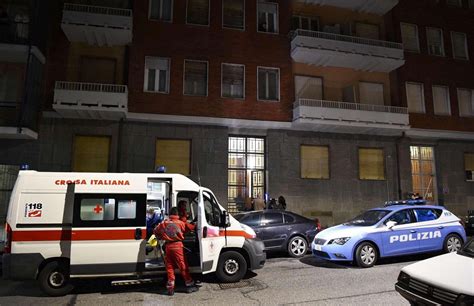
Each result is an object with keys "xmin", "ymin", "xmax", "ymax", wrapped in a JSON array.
[
  {"xmin": 38, "ymin": 261, "xmax": 74, "ymax": 296},
  {"xmin": 287, "ymin": 236, "xmax": 308, "ymax": 258},
  {"xmin": 215, "ymin": 251, "xmax": 247, "ymax": 283},
  {"xmin": 355, "ymin": 242, "xmax": 378, "ymax": 268},
  {"xmin": 443, "ymin": 234, "xmax": 463, "ymax": 253}
]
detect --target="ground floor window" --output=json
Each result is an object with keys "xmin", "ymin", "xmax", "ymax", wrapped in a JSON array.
[
  {"xmin": 72, "ymin": 136, "xmax": 110, "ymax": 172},
  {"xmin": 155, "ymin": 139, "xmax": 191, "ymax": 175},
  {"xmin": 410, "ymin": 146, "xmax": 437, "ymax": 202},
  {"xmin": 465, "ymin": 153, "xmax": 474, "ymax": 182},
  {"xmin": 228, "ymin": 136, "xmax": 265, "ymax": 213},
  {"xmin": 359, "ymin": 148, "xmax": 385, "ymax": 180}
]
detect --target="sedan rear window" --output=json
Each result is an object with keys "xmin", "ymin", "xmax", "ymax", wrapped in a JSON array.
[
  {"xmin": 262, "ymin": 213, "xmax": 283, "ymax": 226},
  {"xmin": 241, "ymin": 213, "xmax": 261, "ymax": 227}
]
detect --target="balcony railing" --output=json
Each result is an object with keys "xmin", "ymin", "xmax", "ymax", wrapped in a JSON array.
[
  {"xmin": 0, "ymin": 21, "xmax": 30, "ymax": 44},
  {"xmin": 291, "ymin": 29, "xmax": 403, "ymax": 50},
  {"xmin": 295, "ymin": 0, "xmax": 399, "ymax": 15},
  {"xmin": 54, "ymin": 81, "xmax": 128, "ymax": 120},
  {"xmin": 64, "ymin": 3, "xmax": 132, "ymax": 20},
  {"xmin": 294, "ymin": 99, "xmax": 408, "ymax": 115}
]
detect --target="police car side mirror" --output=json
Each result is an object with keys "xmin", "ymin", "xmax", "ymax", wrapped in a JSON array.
[{"xmin": 386, "ymin": 221, "xmax": 397, "ymax": 229}]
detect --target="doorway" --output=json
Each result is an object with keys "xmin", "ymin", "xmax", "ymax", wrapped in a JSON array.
[
  {"xmin": 228, "ymin": 137, "xmax": 266, "ymax": 213},
  {"xmin": 410, "ymin": 146, "xmax": 437, "ymax": 202}
]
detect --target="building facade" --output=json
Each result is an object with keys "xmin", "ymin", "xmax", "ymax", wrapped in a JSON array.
[{"xmin": 0, "ymin": 0, "xmax": 473, "ymax": 228}]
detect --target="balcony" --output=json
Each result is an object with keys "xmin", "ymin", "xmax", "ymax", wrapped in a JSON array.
[
  {"xmin": 296, "ymin": 0, "xmax": 399, "ymax": 15},
  {"xmin": 61, "ymin": 3, "xmax": 133, "ymax": 46},
  {"xmin": 293, "ymin": 99, "xmax": 409, "ymax": 135},
  {"xmin": 291, "ymin": 30, "xmax": 404, "ymax": 72},
  {"xmin": 53, "ymin": 81, "xmax": 128, "ymax": 120},
  {"xmin": 0, "ymin": 21, "xmax": 45, "ymax": 64}
]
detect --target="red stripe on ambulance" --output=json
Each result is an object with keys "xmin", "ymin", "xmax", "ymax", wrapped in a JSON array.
[{"xmin": 11, "ymin": 229, "xmax": 146, "ymax": 242}]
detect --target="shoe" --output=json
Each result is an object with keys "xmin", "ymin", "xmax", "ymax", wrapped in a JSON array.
[
  {"xmin": 185, "ymin": 285, "xmax": 199, "ymax": 293},
  {"xmin": 195, "ymin": 280, "xmax": 202, "ymax": 287},
  {"xmin": 167, "ymin": 288, "xmax": 174, "ymax": 296}
]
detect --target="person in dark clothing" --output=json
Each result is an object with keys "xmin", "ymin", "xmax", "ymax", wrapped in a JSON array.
[
  {"xmin": 278, "ymin": 196, "xmax": 287, "ymax": 210},
  {"xmin": 146, "ymin": 207, "xmax": 163, "ymax": 239}
]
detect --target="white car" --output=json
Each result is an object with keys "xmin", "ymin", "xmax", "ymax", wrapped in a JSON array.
[{"xmin": 395, "ymin": 238, "xmax": 474, "ymax": 306}]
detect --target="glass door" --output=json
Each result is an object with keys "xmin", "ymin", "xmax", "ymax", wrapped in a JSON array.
[{"xmin": 410, "ymin": 146, "xmax": 437, "ymax": 202}]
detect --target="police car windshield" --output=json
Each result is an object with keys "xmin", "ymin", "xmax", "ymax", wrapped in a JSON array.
[{"xmin": 345, "ymin": 210, "xmax": 390, "ymax": 226}]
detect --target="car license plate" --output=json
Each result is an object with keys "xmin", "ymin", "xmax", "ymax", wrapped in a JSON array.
[{"xmin": 314, "ymin": 245, "xmax": 322, "ymax": 251}]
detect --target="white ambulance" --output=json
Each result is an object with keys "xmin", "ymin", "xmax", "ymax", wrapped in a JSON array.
[{"xmin": 2, "ymin": 171, "xmax": 266, "ymax": 296}]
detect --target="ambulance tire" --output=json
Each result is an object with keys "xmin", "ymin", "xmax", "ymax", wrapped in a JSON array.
[
  {"xmin": 38, "ymin": 261, "xmax": 74, "ymax": 296},
  {"xmin": 215, "ymin": 251, "xmax": 247, "ymax": 283},
  {"xmin": 354, "ymin": 242, "xmax": 378, "ymax": 268},
  {"xmin": 443, "ymin": 233, "xmax": 463, "ymax": 253}
]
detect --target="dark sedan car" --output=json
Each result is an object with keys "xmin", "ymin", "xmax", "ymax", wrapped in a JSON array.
[{"xmin": 235, "ymin": 210, "xmax": 319, "ymax": 258}]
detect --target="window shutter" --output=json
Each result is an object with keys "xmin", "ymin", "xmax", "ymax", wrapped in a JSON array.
[
  {"xmin": 452, "ymin": 32, "xmax": 467, "ymax": 59},
  {"xmin": 146, "ymin": 57, "xmax": 168, "ymax": 70},
  {"xmin": 73, "ymin": 136, "xmax": 110, "ymax": 172},
  {"xmin": 359, "ymin": 82, "xmax": 384, "ymax": 106},
  {"xmin": 359, "ymin": 148, "xmax": 385, "ymax": 180},
  {"xmin": 301, "ymin": 146, "xmax": 329, "ymax": 179},
  {"xmin": 432, "ymin": 86, "xmax": 450, "ymax": 115},
  {"xmin": 406, "ymin": 83, "xmax": 424, "ymax": 113},
  {"xmin": 355, "ymin": 23, "xmax": 379, "ymax": 40},
  {"xmin": 465, "ymin": 153, "xmax": 474, "ymax": 171},
  {"xmin": 156, "ymin": 140, "xmax": 191, "ymax": 175},
  {"xmin": 401, "ymin": 23, "xmax": 419, "ymax": 52},
  {"xmin": 187, "ymin": 0, "xmax": 209, "ymax": 25}
]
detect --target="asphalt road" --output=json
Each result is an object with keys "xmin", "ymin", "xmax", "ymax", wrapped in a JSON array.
[{"xmin": 0, "ymin": 252, "xmax": 423, "ymax": 306}]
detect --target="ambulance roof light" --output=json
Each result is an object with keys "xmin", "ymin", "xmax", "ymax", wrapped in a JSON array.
[
  {"xmin": 384, "ymin": 199, "xmax": 427, "ymax": 206},
  {"xmin": 156, "ymin": 166, "xmax": 166, "ymax": 173},
  {"xmin": 20, "ymin": 164, "xmax": 30, "ymax": 170}
]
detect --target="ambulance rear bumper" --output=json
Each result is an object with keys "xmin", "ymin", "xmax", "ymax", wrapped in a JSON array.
[{"xmin": 2, "ymin": 253, "xmax": 45, "ymax": 280}]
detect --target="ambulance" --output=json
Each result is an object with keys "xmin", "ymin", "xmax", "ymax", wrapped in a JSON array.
[{"xmin": 2, "ymin": 171, "xmax": 266, "ymax": 296}]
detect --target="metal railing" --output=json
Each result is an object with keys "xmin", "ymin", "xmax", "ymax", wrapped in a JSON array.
[
  {"xmin": 295, "ymin": 98, "xmax": 408, "ymax": 114},
  {"xmin": 55, "ymin": 81, "xmax": 127, "ymax": 93},
  {"xmin": 63, "ymin": 3, "xmax": 132, "ymax": 17},
  {"xmin": 291, "ymin": 29, "xmax": 403, "ymax": 50}
]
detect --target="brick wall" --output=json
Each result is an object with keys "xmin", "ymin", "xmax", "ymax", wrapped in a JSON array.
[{"xmin": 128, "ymin": 0, "xmax": 293, "ymax": 122}]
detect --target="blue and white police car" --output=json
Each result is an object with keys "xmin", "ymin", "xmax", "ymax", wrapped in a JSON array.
[{"xmin": 312, "ymin": 200, "xmax": 467, "ymax": 268}]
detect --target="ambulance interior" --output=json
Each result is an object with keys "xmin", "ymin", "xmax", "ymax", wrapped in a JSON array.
[{"xmin": 145, "ymin": 179, "xmax": 200, "ymax": 270}]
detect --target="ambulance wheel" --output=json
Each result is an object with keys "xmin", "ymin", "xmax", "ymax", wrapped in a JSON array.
[
  {"xmin": 287, "ymin": 236, "xmax": 308, "ymax": 258},
  {"xmin": 443, "ymin": 234, "xmax": 463, "ymax": 253},
  {"xmin": 216, "ymin": 251, "xmax": 247, "ymax": 283},
  {"xmin": 355, "ymin": 242, "xmax": 378, "ymax": 268},
  {"xmin": 38, "ymin": 261, "xmax": 74, "ymax": 296}
]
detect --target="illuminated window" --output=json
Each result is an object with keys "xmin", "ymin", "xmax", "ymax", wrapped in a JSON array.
[
  {"xmin": 359, "ymin": 148, "xmax": 385, "ymax": 180},
  {"xmin": 73, "ymin": 136, "xmax": 110, "ymax": 172},
  {"xmin": 301, "ymin": 145, "xmax": 329, "ymax": 179},
  {"xmin": 465, "ymin": 153, "xmax": 474, "ymax": 181},
  {"xmin": 156, "ymin": 139, "xmax": 191, "ymax": 175}
]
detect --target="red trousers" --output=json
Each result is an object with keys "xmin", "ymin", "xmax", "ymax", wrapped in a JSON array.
[{"xmin": 165, "ymin": 241, "xmax": 193, "ymax": 288}]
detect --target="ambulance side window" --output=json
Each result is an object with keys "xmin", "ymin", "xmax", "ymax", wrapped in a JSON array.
[
  {"xmin": 203, "ymin": 192, "xmax": 221, "ymax": 227},
  {"xmin": 80, "ymin": 198, "xmax": 115, "ymax": 221}
]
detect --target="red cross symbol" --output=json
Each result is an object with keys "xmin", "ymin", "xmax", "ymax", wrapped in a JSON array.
[{"xmin": 93, "ymin": 204, "xmax": 103, "ymax": 214}]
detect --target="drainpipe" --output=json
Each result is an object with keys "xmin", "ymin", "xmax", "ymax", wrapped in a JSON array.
[{"xmin": 395, "ymin": 131, "xmax": 406, "ymax": 199}]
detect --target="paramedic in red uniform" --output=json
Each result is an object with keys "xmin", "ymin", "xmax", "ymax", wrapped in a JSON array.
[{"xmin": 154, "ymin": 207, "xmax": 198, "ymax": 295}]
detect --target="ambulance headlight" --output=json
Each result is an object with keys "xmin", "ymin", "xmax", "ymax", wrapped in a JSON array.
[{"xmin": 328, "ymin": 237, "xmax": 351, "ymax": 245}]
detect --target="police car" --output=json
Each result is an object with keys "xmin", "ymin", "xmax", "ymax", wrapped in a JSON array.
[{"xmin": 311, "ymin": 200, "xmax": 467, "ymax": 268}]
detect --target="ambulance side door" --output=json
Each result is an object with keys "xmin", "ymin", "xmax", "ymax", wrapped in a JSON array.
[
  {"xmin": 197, "ymin": 190, "xmax": 225, "ymax": 274},
  {"xmin": 70, "ymin": 193, "xmax": 147, "ymax": 276}
]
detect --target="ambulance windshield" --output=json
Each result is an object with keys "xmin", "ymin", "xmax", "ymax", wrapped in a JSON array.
[{"xmin": 345, "ymin": 209, "xmax": 390, "ymax": 226}]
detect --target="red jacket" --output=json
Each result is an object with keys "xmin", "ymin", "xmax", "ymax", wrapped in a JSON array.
[{"xmin": 154, "ymin": 215, "xmax": 189, "ymax": 242}]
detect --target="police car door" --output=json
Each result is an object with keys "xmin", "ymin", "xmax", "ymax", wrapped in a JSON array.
[
  {"xmin": 69, "ymin": 193, "xmax": 147, "ymax": 276},
  {"xmin": 413, "ymin": 208, "xmax": 443, "ymax": 252},
  {"xmin": 197, "ymin": 189, "xmax": 224, "ymax": 274},
  {"xmin": 381, "ymin": 209, "xmax": 419, "ymax": 256}
]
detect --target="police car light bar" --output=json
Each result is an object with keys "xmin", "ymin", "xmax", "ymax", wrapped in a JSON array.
[{"xmin": 384, "ymin": 199, "xmax": 427, "ymax": 206}]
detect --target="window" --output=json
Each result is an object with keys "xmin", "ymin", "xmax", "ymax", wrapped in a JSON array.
[
  {"xmin": 427, "ymin": 27, "xmax": 445, "ymax": 56},
  {"xmin": 144, "ymin": 57, "xmax": 170, "ymax": 93},
  {"xmin": 184, "ymin": 60, "xmax": 208, "ymax": 96},
  {"xmin": 414, "ymin": 208, "xmax": 441, "ymax": 222},
  {"xmin": 155, "ymin": 139, "xmax": 191, "ymax": 175},
  {"xmin": 223, "ymin": 0, "xmax": 244, "ymax": 30},
  {"xmin": 291, "ymin": 15, "xmax": 318, "ymax": 31},
  {"xmin": 203, "ymin": 191, "xmax": 221, "ymax": 227},
  {"xmin": 262, "ymin": 213, "xmax": 283, "ymax": 226},
  {"xmin": 221, "ymin": 63, "xmax": 244, "ymax": 99},
  {"xmin": 301, "ymin": 145, "xmax": 329, "ymax": 179},
  {"xmin": 385, "ymin": 210, "xmax": 413, "ymax": 225},
  {"xmin": 118, "ymin": 200, "xmax": 137, "ymax": 219},
  {"xmin": 406, "ymin": 82, "xmax": 425, "ymax": 113},
  {"xmin": 451, "ymin": 32, "xmax": 469, "ymax": 60},
  {"xmin": 359, "ymin": 148, "xmax": 385, "ymax": 180},
  {"xmin": 149, "ymin": 0, "xmax": 173, "ymax": 22},
  {"xmin": 465, "ymin": 153, "xmax": 474, "ymax": 181},
  {"xmin": 73, "ymin": 136, "xmax": 110, "ymax": 172},
  {"xmin": 400, "ymin": 23, "xmax": 420, "ymax": 52},
  {"xmin": 80, "ymin": 198, "xmax": 115, "ymax": 221},
  {"xmin": 457, "ymin": 88, "xmax": 474, "ymax": 117},
  {"xmin": 186, "ymin": 0, "xmax": 209, "ymax": 25},
  {"xmin": 355, "ymin": 22, "xmax": 380, "ymax": 40},
  {"xmin": 470, "ymin": 0, "xmax": 474, "ymax": 8},
  {"xmin": 257, "ymin": 67, "xmax": 279, "ymax": 101},
  {"xmin": 446, "ymin": 0, "xmax": 462, "ymax": 6},
  {"xmin": 359, "ymin": 82, "xmax": 384, "ymax": 106},
  {"xmin": 241, "ymin": 213, "xmax": 261, "ymax": 227},
  {"xmin": 294, "ymin": 76, "xmax": 322, "ymax": 100},
  {"xmin": 283, "ymin": 214, "xmax": 295, "ymax": 224},
  {"xmin": 257, "ymin": 1, "xmax": 278, "ymax": 33},
  {"xmin": 432, "ymin": 85, "xmax": 451, "ymax": 115}
]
